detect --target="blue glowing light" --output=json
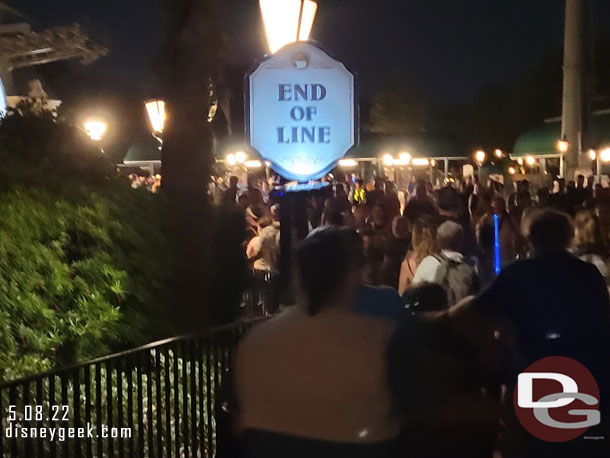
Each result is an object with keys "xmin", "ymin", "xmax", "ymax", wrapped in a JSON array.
[{"xmin": 493, "ymin": 213, "xmax": 501, "ymax": 276}]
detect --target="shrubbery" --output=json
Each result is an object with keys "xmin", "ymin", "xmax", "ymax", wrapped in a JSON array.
[{"xmin": 0, "ymin": 107, "xmax": 174, "ymax": 380}]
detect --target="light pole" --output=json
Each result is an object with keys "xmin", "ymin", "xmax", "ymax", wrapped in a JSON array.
[
  {"xmin": 258, "ymin": 0, "xmax": 318, "ymax": 306},
  {"xmin": 145, "ymin": 99, "xmax": 166, "ymax": 148}
]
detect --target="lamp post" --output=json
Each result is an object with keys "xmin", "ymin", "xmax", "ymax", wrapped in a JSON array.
[
  {"xmin": 145, "ymin": 99, "xmax": 166, "ymax": 148},
  {"xmin": 84, "ymin": 119, "xmax": 107, "ymax": 154},
  {"xmin": 258, "ymin": 0, "xmax": 318, "ymax": 305},
  {"xmin": 259, "ymin": 0, "xmax": 318, "ymax": 54}
]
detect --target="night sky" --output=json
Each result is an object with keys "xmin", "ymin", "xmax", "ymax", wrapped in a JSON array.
[
  {"xmin": 16, "ymin": 0, "xmax": 610, "ymax": 100},
  {"xmin": 12, "ymin": 0, "xmax": 610, "ymax": 154}
]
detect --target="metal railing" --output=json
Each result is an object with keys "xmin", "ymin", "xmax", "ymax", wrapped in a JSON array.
[
  {"xmin": 0, "ymin": 319, "xmax": 265, "ymax": 458},
  {"xmin": 241, "ymin": 269, "xmax": 279, "ymax": 318}
]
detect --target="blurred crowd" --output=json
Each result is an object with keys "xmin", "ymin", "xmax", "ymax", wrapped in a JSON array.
[{"xmin": 226, "ymin": 171, "xmax": 610, "ymax": 458}]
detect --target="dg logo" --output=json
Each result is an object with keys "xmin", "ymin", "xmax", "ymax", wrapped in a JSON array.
[{"xmin": 514, "ymin": 356, "xmax": 601, "ymax": 442}]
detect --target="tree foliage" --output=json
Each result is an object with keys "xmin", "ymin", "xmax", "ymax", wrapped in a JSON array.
[{"xmin": 0, "ymin": 107, "xmax": 173, "ymax": 380}]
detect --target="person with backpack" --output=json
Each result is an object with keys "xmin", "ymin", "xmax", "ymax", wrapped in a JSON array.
[{"xmin": 411, "ymin": 220, "xmax": 479, "ymax": 307}]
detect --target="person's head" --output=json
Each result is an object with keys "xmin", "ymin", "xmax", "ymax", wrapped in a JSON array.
[
  {"xmin": 229, "ymin": 175, "xmax": 239, "ymax": 188},
  {"xmin": 247, "ymin": 173, "xmax": 258, "ymax": 188},
  {"xmin": 257, "ymin": 215, "xmax": 273, "ymax": 232},
  {"xmin": 492, "ymin": 196, "xmax": 507, "ymax": 214},
  {"xmin": 296, "ymin": 227, "xmax": 363, "ymax": 315},
  {"xmin": 392, "ymin": 215, "xmax": 411, "ymax": 239},
  {"xmin": 370, "ymin": 203, "xmax": 387, "ymax": 227},
  {"xmin": 555, "ymin": 178, "xmax": 566, "ymax": 193},
  {"xmin": 573, "ymin": 210, "xmax": 601, "ymax": 247},
  {"xmin": 436, "ymin": 220, "xmax": 464, "ymax": 253},
  {"xmin": 353, "ymin": 204, "xmax": 369, "ymax": 228},
  {"xmin": 411, "ymin": 215, "xmax": 439, "ymax": 262},
  {"xmin": 415, "ymin": 180, "xmax": 428, "ymax": 199},
  {"xmin": 270, "ymin": 203, "xmax": 280, "ymax": 223},
  {"xmin": 525, "ymin": 209, "xmax": 574, "ymax": 254},
  {"xmin": 323, "ymin": 198, "xmax": 344, "ymax": 227},
  {"xmin": 587, "ymin": 176, "xmax": 595, "ymax": 190},
  {"xmin": 355, "ymin": 178, "xmax": 364, "ymax": 189},
  {"xmin": 576, "ymin": 174, "xmax": 585, "ymax": 188},
  {"xmin": 374, "ymin": 177, "xmax": 385, "ymax": 190}
]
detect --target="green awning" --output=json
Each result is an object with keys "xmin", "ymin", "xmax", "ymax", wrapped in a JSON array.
[
  {"xmin": 124, "ymin": 134, "xmax": 161, "ymax": 163},
  {"xmin": 512, "ymin": 110, "xmax": 610, "ymax": 157},
  {"xmin": 346, "ymin": 132, "xmax": 468, "ymax": 160}
]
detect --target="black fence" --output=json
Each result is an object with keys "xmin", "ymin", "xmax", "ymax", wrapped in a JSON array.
[
  {"xmin": 0, "ymin": 319, "xmax": 264, "ymax": 458},
  {"xmin": 241, "ymin": 269, "xmax": 279, "ymax": 318}
]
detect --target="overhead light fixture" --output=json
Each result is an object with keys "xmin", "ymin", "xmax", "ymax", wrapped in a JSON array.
[
  {"xmin": 338, "ymin": 158, "xmax": 357, "ymax": 168},
  {"xmin": 399, "ymin": 152, "xmax": 412, "ymax": 165},
  {"xmin": 494, "ymin": 149, "xmax": 503, "ymax": 158},
  {"xmin": 145, "ymin": 100, "xmax": 166, "ymax": 134},
  {"xmin": 600, "ymin": 148, "xmax": 610, "ymax": 163},
  {"xmin": 382, "ymin": 154, "xmax": 394, "ymax": 166},
  {"xmin": 245, "ymin": 160, "xmax": 263, "ymax": 168},
  {"xmin": 525, "ymin": 156, "xmax": 536, "ymax": 166},
  {"xmin": 474, "ymin": 150, "xmax": 486, "ymax": 164},
  {"xmin": 588, "ymin": 149, "xmax": 597, "ymax": 160},
  {"xmin": 412, "ymin": 158, "xmax": 430, "ymax": 167},
  {"xmin": 508, "ymin": 166, "xmax": 516, "ymax": 175}
]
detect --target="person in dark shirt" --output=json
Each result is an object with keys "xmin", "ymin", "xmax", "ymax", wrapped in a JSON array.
[
  {"xmin": 404, "ymin": 180, "xmax": 439, "ymax": 224},
  {"xmin": 222, "ymin": 175, "xmax": 239, "ymax": 204},
  {"xmin": 365, "ymin": 177, "xmax": 385, "ymax": 208},
  {"xmin": 381, "ymin": 216, "xmax": 411, "ymax": 288},
  {"xmin": 476, "ymin": 209, "xmax": 610, "ymax": 457}
]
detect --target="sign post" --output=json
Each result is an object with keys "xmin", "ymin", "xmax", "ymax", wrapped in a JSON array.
[{"xmin": 246, "ymin": 41, "xmax": 357, "ymax": 300}]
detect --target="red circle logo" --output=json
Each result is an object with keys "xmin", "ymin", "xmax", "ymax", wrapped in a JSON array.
[{"xmin": 513, "ymin": 356, "xmax": 600, "ymax": 442}]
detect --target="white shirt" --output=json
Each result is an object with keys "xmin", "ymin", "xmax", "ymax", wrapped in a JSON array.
[{"xmin": 412, "ymin": 250, "xmax": 464, "ymax": 285}]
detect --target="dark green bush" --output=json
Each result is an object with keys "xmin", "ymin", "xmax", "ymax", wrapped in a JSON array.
[{"xmin": 0, "ymin": 107, "xmax": 173, "ymax": 380}]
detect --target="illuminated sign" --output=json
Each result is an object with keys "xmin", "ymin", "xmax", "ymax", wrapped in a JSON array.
[{"xmin": 247, "ymin": 42, "xmax": 356, "ymax": 181}]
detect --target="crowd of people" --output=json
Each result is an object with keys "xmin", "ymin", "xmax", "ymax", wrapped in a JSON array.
[{"xmin": 223, "ymin": 170, "xmax": 610, "ymax": 458}]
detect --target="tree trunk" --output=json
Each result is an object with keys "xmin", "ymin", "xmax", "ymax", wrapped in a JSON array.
[{"xmin": 159, "ymin": 0, "xmax": 221, "ymax": 332}]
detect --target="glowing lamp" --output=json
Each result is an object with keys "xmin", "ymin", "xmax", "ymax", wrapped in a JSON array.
[
  {"xmin": 600, "ymin": 148, "xmax": 610, "ymax": 163},
  {"xmin": 338, "ymin": 158, "xmax": 357, "ymax": 168},
  {"xmin": 259, "ymin": 0, "xmax": 318, "ymax": 54},
  {"xmin": 145, "ymin": 100, "xmax": 166, "ymax": 134},
  {"xmin": 399, "ymin": 152, "xmax": 412, "ymax": 165},
  {"xmin": 235, "ymin": 151, "xmax": 247, "ymax": 163},
  {"xmin": 245, "ymin": 160, "xmax": 263, "ymax": 168},
  {"xmin": 226, "ymin": 154, "xmax": 237, "ymax": 166},
  {"xmin": 474, "ymin": 150, "xmax": 486, "ymax": 164},
  {"xmin": 556, "ymin": 139, "xmax": 569, "ymax": 154},
  {"xmin": 412, "ymin": 158, "xmax": 430, "ymax": 167},
  {"xmin": 84, "ymin": 120, "xmax": 107, "ymax": 142},
  {"xmin": 382, "ymin": 154, "xmax": 394, "ymax": 166},
  {"xmin": 508, "ymin": 166, "xmax": 516, "ymax": 175},
  {"xmin": 525, "ymin": 156, "xmax": 536, "ymax": 166},
  {"xmin": 494, "ymin": 149, "xmax": 503, "ymax": 158},
  {"xmin": 588, "ymin": 149, "xmax": 597, "ymax": 160}
]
